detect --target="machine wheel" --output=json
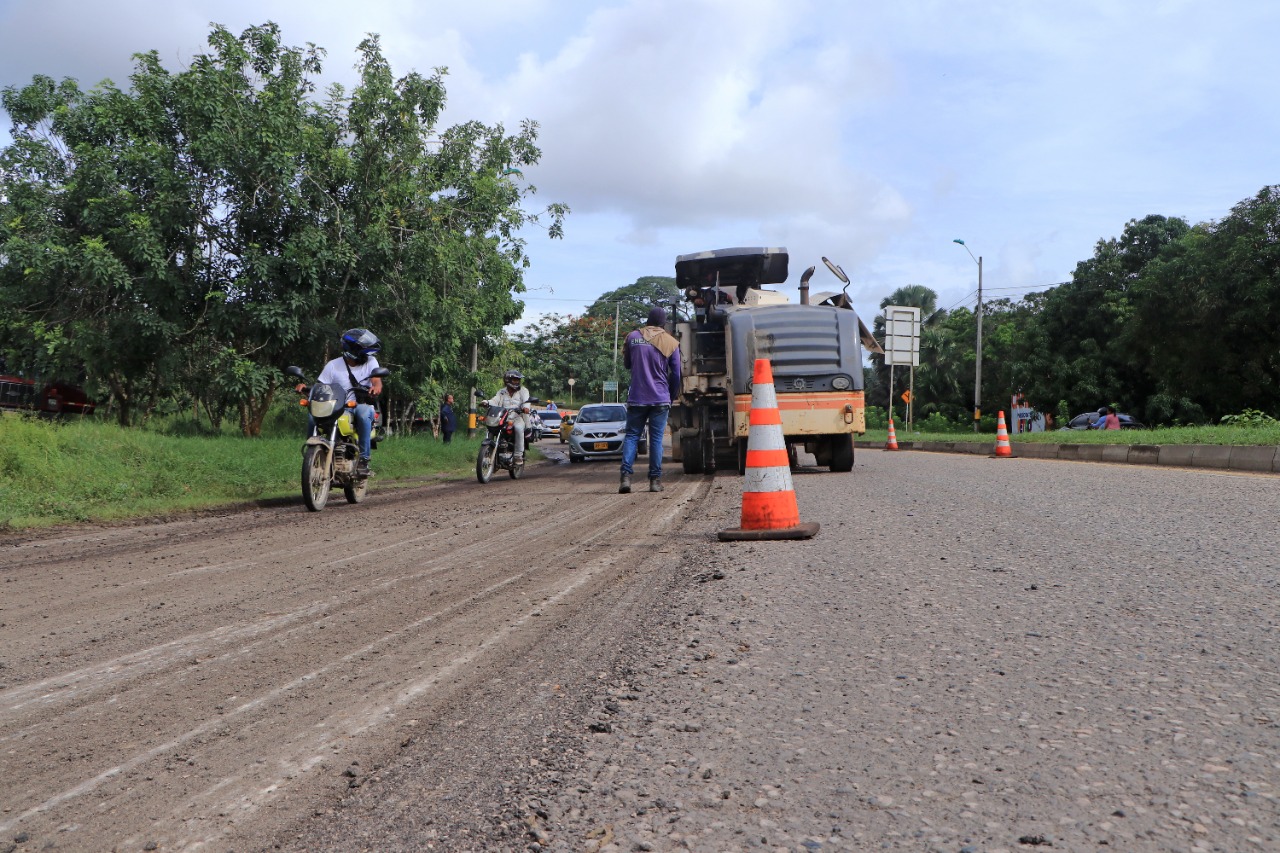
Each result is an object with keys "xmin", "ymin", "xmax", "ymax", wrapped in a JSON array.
[
  {"xmin": 638, "ymin": 440, "xmax": 648, "ymax": 456},
  {"xmin": 737, "ymin": 441, "xmax": 748, "ymax": 475},
  {"xmin": 681, "ymin": 436, "xmax": 704, "ymax": 474},
  {"xmin": 476, "ymin": 443, "xmax": 496, "ymax": 483},
  {"xmin": 509, "ymin": 457, "xmax": 525, "ymax": 479},
  {"xmin": 301, "ymin": 445, "xmax": 332, "ymax": 512},
  {"xmin": 830, "ymin": 434, "xmax": 854, "ymax": 472}
]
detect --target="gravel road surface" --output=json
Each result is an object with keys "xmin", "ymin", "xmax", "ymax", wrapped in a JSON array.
[{"xmin": 2, "ymin": 448, "xmax": 1277, "ymax": 852}]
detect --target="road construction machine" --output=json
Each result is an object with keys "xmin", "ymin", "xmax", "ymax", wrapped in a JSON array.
[{"xmin": 667, "ymin": 246, "xmax": 882, "ymax": 474}]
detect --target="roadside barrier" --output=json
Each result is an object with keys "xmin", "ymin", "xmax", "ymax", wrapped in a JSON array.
[
  {"xmin": 885, "ymin": 419, "xmax": 899, "ymax": 451},
  {"xmin": 719, "ymin": 358, "xmax": 820, "ymax": 541}
]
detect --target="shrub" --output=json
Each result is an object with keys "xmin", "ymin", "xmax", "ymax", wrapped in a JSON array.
[{"xmin": 1219, "ymin": 408, "xmax": 1280, "ymax": 428}]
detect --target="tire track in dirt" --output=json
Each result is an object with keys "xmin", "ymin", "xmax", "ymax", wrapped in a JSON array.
[{"xmin": 0, "ymin": 463, "xmax": 710, "ymax": 851}]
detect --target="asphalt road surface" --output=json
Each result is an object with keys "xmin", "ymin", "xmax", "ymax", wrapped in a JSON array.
[{"xmin": 1, "ymin": 446, "xmax": 1277, "ymax": 852}]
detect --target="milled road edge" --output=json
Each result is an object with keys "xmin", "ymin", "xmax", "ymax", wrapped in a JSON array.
[{"xmin": 857, "ymin": 440, "xmax": 1280, "ymax": 473}]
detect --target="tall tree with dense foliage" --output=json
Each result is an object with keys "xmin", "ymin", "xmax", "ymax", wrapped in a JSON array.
[
  {"xmin": 512, "ymin": 312, "xmax": 621, "ymax": 404},
  {"xmin": 1011, "ymin": 214, "xmax": 1190, "ymax": 419},
  {"xmin": 584, "ymin": 275, "xmax": 682, "ymax": 330},
  {"xmin": 1134, "ymin": 186, "xmax": 1280, "ymax": 421},
  {"xmin": 0, "ymin": 22, "xmax": 567, "ymax": 432}
]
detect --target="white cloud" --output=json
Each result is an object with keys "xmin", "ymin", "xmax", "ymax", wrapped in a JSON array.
[{"xmin": 3, "ymin": 0, "xmax": 1278, "ymax": 331}]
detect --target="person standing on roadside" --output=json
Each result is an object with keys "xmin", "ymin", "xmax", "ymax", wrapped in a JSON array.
[
  {"xmin": 440, "ymin": 394, "xmax": 457, "ymax": 443},
  {"xmin": 619, "ymin": 306, "xmax": 681, "ymax": 494}
]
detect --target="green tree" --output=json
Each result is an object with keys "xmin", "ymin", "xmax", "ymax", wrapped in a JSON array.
[
  {"xmin": 1013, "ymin": 214, "xmax": 1190, "ymax": 419},
  {"xmin": 584, "ymin": 275, "xmax": 682, "ymax": 330},
  {"xmin": 0, "ymin": 22, "xmax": 568, "ymax": 433},
  {"xmin": 1134, "ymin": 186, "xmax": 1280, "ymax": 420},
  {"xmin": 513, "ymin": 313, "xmax": 620, "ymax": 404},
  {"xmin": 869, "ymin": 285, "xmax": 957, "ymax": 419}
]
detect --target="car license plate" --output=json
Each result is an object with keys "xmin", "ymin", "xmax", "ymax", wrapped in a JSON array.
[{"xmin": 593, "ymin": 442, "xmax": 609, "ymax": 451}]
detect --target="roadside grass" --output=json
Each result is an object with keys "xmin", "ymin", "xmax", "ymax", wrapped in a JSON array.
[
  {"xmin": 862, "ymin": 423, "xmax": 1280, "ymax": 446},
  {"xmin": 5, "ymin": 407, "xmax": 1274, "ymax": 530},
  {"xmin": 0, "ymin": 412, "xmax": 496, "ymax": 530}
]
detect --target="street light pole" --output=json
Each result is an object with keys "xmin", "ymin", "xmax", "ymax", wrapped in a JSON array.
[{"xmin": 953, "ymin": 239, "xmax": 983, "ymax": 432}]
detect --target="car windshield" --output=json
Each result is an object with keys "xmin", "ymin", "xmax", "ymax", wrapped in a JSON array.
[
  {"xmin": 538, "ymin": 412, "xmax": 560, "ymax": 422},
  {"xmin": 578, "ymin": 406, "xmax": 627, "ymax": 423}
]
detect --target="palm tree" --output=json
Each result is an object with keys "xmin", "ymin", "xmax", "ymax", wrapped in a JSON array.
[{"xmin": 872, "ymin": 285, "xmax": 943, "ymax": 340}]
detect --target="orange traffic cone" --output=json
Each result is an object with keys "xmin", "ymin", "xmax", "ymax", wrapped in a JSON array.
[
  {"xmin": 885, "ymin": 418, "xmax": 899, "ymax": 451},
  {"xmin": 992, "ymin": 411, "xmax": 1014, "ymax": 458},
  {"xmin": 719, "ymin": 359, "xmax": 820, "ymax": 541}
]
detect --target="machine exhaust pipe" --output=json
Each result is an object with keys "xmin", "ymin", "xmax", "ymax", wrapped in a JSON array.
[{"xmin": 799, "ymin": 265, "xmax": 815, "ymax": 305}]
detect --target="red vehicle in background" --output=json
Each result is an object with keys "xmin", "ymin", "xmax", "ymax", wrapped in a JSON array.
[
  {"xmin": 0, "ymin": 374, "xmax": 96, "ymax": 416},
  {"xmin": 39, "ymin": 381, "xmax": 96, "ymax": 415}
]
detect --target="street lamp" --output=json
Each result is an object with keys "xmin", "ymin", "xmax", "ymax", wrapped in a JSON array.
[{"xmin": 953, "ymin": 239, "xmax": 983, "ymax": 432}]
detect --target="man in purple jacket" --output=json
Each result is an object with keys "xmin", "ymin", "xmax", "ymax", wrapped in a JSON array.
[{"xmin": 619, "ymin": 306, "xmax": 682, "ymax": 494}]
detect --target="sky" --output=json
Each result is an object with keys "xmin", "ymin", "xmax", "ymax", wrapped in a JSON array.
[{"xmin": 2, "ymin": 0, "xmax": 1277, "ymax": 334}]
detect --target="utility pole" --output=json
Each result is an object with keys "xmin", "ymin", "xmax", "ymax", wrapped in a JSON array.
[
  {"xmin": 467, "ymin": 342, "xmax": 478, "ymax": 438},
  {"xmin": 611, "ymin": 303, "xmax": 620, "ymax": 403},
  {"xmin": 953, "ymin": 239, "xmax": 984, "ymax": 432}
]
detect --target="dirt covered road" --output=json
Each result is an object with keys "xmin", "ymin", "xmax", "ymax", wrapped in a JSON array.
[
  {"xmin": 5, "ymin": 449, "xmax": 1280, "ymax": 853},
  {"xmin": 0, "ymin": 457, "xmax": 715, "ymax": 851}
]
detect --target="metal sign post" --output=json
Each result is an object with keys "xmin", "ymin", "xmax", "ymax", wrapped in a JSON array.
[{"xmin": 883, "ymin": 306, "xmax": 921, "ymax": 429}]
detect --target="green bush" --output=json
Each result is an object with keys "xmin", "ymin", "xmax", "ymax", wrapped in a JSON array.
[{"xmin": 1219, "ymin": 408, "xmax": 1280, "ymax": 428}]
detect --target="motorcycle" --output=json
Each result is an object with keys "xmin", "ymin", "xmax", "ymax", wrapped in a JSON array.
[
  {"xmin": 286, "ymin": 364, "xmax": 390, "ymax": 511},
  {"xmin": 476, "ymin": 397, "xmax": 542, "ymax": 483}
]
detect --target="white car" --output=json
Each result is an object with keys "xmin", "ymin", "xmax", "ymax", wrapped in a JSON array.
[
  {"xmin": 567, "ymin": 403, "xmax": 646, "ymax": 463},
  {"xmin": 534, "ymin": 409, "xmax": 562, "ymax": 440}
]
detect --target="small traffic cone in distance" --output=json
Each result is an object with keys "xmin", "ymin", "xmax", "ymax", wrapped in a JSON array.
[
  {"xmin": 719, "ymin": 358, "xmax": 819, "ymax": 541},
  {"xmin": 992, "ymin": 410, "xmax": 1014, "ymax": 458},
  {"xmin": 885, "ymin": 418, "xmax": 899, "ymax": 451}
]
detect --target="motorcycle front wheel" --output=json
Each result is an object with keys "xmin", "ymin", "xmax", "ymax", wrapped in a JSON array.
[
  {"xmin": 476, "ymin": 441, "xmax": 496, "ymax": 483},
  {"xmin": 344, "ymin": 469, "xmax": 369, "ymax": 504},
  {"xmin": 302, "ymin": 444, "xmax": 332, "ymax": 512},
  {"xmin": 509, "ymin": 456, "xmax": 525, "ymax": 479}
]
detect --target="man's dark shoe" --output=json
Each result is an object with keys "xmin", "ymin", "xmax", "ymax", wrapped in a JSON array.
[
  {"xmin": 619, "ymin": 474, "xmax": 632, "ymax": 494},
  {"xmin": 356, "ymin": 457, "xmax": 372, "ymax": 478},
  {"xmin": 649, "ymin": 478, "xmax": 664, "ymax": 492}
]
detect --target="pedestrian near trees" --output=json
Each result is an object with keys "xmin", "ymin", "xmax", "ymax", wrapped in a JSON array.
[{"xmin": 440, "ymin": 394, "xmax": 457, "ymax": 443}]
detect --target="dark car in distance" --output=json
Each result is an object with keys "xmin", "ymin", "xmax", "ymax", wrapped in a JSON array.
[{"xmin": 1064, "ymin": 411, "xmax": 1146, "ymax": 430}]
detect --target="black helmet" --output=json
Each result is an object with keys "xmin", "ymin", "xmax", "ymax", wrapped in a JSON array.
[
  {"xmin": 341, "ymin": 328, "xmax": 381, "ymax": 363},
  {"xmin": 504, "ymin": 369, "xmax": 523, "ymax": 390}
]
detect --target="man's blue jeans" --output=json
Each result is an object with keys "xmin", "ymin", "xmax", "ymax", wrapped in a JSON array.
[
  {"xmin": 308, "ymin": 403, "xmax": 375, "ymax": 459},
  {"xmin": 620, "ymin": 404, "xmax": 669, "ymax": 480}
]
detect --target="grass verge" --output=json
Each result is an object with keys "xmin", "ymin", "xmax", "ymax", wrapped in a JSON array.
[{"xmin": 0, "ymin": 413, "xmax": 502, "ymax": 530}]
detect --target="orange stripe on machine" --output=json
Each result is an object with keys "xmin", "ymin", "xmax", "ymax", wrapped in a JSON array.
[{"xmin": 734, "ymin": 392, "xmax": 864, "ymax": 413}]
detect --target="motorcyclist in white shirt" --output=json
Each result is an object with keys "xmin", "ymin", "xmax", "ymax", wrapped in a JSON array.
[{"xmin": 485, "ymin": 369, "xmax": 531, "ymax": 464}]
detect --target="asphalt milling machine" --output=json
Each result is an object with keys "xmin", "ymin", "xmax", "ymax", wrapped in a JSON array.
[{"xmin": 667, "ymin": 246, "xmax": 883, "ymax": 475}]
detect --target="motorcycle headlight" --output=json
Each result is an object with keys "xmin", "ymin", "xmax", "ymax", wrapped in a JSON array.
[{"xmin": 310, "ymin": 398, "xmax": 339, "ymax": 418}]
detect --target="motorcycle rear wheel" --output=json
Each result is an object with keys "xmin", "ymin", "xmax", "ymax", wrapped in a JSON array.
[
  {"xmin": 476, "ymin": 442, "xmax": 496, "ymax": 483},
  {"xmin": 302, "ymin": 445, "xmax": 332, "ymax": 512}
]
